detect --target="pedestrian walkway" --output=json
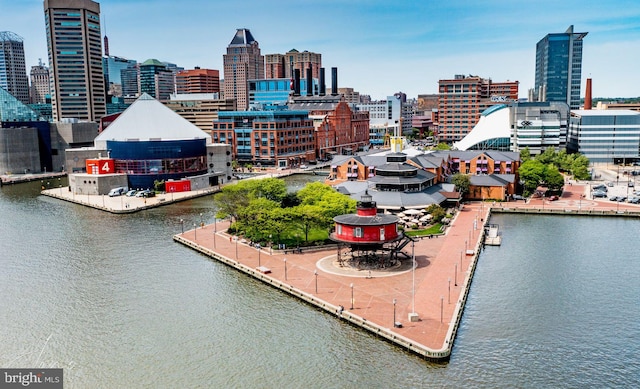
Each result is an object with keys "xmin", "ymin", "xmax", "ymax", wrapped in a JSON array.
[{"xmin": 174, "ymin": 203, "xmax": 491, "ymax": 360}]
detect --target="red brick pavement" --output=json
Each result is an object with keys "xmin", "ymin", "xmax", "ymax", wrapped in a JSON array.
[{"xmin": 176, "ymin": 203, "xmax": 490, "ymax": 356}]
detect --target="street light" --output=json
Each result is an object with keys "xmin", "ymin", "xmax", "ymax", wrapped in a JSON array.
[
  {"xmin": 440, "ymin": 296, "xmax": 444, "ymax": 323},
  {"xmin": 314, "ymin": 270, "xmax": 318, "ymax": 293},
  {"xmin": 455, "ymin": 263, "xmax": 458, "ymax": 286},
  {"xmin": 194, "ymin": 224, "xmax": 197, "ymax": 240},
  {"xmin": 411, "ymin": 240, "xmax": 416, "ymax": 315},
  {"xmin": 200, "ymin": 213, "xmax": 203, "ymax": 228},
  {"xmin": 448, "ymin": 277, "xmax": 451, "ymax": 304},
  {"xmin": 350, "ymin": 283, "xmax": 354, "ymax": 310},
  {"xmin": 235, "ymin": 236, "xmax": 238, "ymax": 259},
  {"xmin": 213, "ymin": 217, "xmax": 217, "ymax": 248},
  {"xmin": 258, "ymin": 244, "xmax": 261, "ymax": 267},
  {"xmin": 284, "ymin": 258, "xmax": 288, "ymax": 280},
  {"xmin": 180, "ymin": 219, "xmax": 184, "ymax": 234},
  {"xmin": 393, "ymin": 298, "xmax": 397, "ymax": 327}
]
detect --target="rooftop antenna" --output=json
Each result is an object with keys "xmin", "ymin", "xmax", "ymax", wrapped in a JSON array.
[{"xmin": 103, "ymin": 15, "xmax": 109, "ymax": 56}]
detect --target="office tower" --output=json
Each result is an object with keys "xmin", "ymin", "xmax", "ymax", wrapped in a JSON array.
[
  {"xmin": 44, "ymin": 0, "xmax": 106, "ymax": 121},
  {"xmin": 437, "ymin": 75, "xmax": 519, "ymax": 143},
  {"xmin": 534, "ymin": 25, "xmax": 587, "ymax": 110},
  {"xmin": 265, "ymin": 49, "xmax": 322, "ymax": 81},
  {"xmin": 29, "ymin": 61, "xmax": 50, "ymax": 104},
  {"xmin": 0, "ymin": 31, "xmax": 30, "ymax": 105},
  {"xmin": 120, "ymin": 63, "xmax": 139, "ymax": 98},
  {"xmin": 139, "ymin": 59, "xmax": 174, "ymax": 101},
  {"xmin": 176, "ymin": 68, "xmax": 220, "ymax": 94},
  {"xmin": 103, "ymin": 55, "xmax": 137, "ymax": 97},
  {"xmin": 223, "ymin": 29, "xmax": 263, "ymax": 110}
]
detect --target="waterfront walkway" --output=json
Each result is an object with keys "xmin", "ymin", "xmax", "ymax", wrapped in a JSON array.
[{"xmin": 174, "ymin": 202, "xmax": 490, "ymax": 360}]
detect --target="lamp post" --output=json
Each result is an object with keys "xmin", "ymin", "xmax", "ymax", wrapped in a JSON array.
[
  {"xmin": 393, "ymin": 298, "xmax": 397, "ymax": 327},
  {"xmin": 314, "ymin": 270, "xmax": 318, "ymax": 293},
  {"xmin": 258, "ymin": 245, "xmax": 261, "ymax": 267},
  {"xmin": 350, "ymin": 283, "xmax": 354, "ymax": 310},
  {"xmin": 460, "ymin": 250, "xmax": 463, "ymax": 271},
  {"xmin": 454, "ymin": 263, "xmax": 458, "ymax": 286},
  {"xmin": 411, "ymin": 240, "xmax": 416, "ymax": 315},
  {"xmin": 269, "ymin": 234, "xmax": 272, "ymax": 255},
  {"xmin": 213, "ymin": 217, "xmax": 217, "ymax": 248},
  {"xmin": 235, "ymin": 236, "xmax": 238, "ymax": 259},
  {"xmin": 284, "ymin": 258, "xmax": 287, "ymax": 280},
  {"xmin": 194, "ymin": 224, "xmax": 197, "ymax": 240},
  {"xmin": 200, "ymin": 213, "xmax": 203, "ymax": 228},
  {"xmin": 440, "ymin": 296, "xmax": 444, "ymax": 323},
  {"xmin": 180, "ymin": 219, "xmax": 184, "ymax": 234},
  {"xmin": 448, "ymin": 277, "xmax": 451, "ymax": 304}
]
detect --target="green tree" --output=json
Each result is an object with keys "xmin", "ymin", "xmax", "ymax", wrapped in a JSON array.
[
  {"xmin": 536, "ymin": 147, "xmax": 556, "ymax": 165},
  {"xmin": 544, "ymin": 164, "xmax": 565, "ymax": 190},
  {"xmin": 451, "ymin": 173, "xmax": 470, "ymax": 197},
  {"xmin": 425, "ymin": 204, "xmax": 446, "ymax": 223},
  {"xmin": 571, "ymin": 154, "xmax": 591, "ymax": 180},
  {"xmin": 518, "ymin": 159, "xmax": 545, "ymax": 195},
  {"xmin": 520, "ymin": 147, "xmax": 532, "ymax": 162},
  {"xmin": 435, "ymin": 142, "xmax": 451, "ymax": 150},
  {"xmin": 291, "ymin": 204, "xmax": 327, "ymax": 243}
]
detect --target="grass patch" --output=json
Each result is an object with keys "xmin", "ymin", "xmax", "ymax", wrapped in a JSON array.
[{"xmin": 404, "ymin": 223, "xmax": 443, "ymax": 237}]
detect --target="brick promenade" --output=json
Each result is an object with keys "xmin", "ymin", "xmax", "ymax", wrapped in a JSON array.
[{"xmin": 175, "ymin": 202, "xmax": 490, "ymax": 360}]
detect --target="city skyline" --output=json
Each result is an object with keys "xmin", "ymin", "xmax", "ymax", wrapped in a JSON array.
[{"xmin": 1, "ymin": 0, "xmax": 639, "ymax": 100}]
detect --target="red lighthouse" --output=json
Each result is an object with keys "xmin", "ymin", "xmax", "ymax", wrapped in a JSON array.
[{"xmin": 331, "ymin": 191, "xmax": 408, "ymax": 268}]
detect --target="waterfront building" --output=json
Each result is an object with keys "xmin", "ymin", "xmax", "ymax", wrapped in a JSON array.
[
  {"xmin": 44, "ymin": 0, "xmax": 106, "ymax": 122},
  {"xmin": 357, "ymin": 95, "xmax": 414, "ymax": 145},
  {"xmin": 454, "ymin": 101, "xmax": 570, "ymax": 155},
  {"xmin": 164, "ymin": 93, "xmax": 236, "ymax": 133},
  {"xmin": 533, "ymin": 25, "xmax": 587, "ymax": 110},
  {"xmin": 328, "ymin": 147, "xmax": 519, "ymax": 208},
  {"xmin": 139, "ymin": 59, "xmax": 174, "ymax": 101},
  {"xmin": 289, "ymin": 94, "xmax": 370, "ymax": 160},
  {"xmin": 212, "ymin": 109, "xmax": 315, "ymax": 167},
  {"xmin": 567, "ymin": 110, "xmax": 640, "ymax": 163},
  {"xmin": 29, "ymin": 61, "xmax": 50, "ymax": 104},
  {"xmin": 223, "ymin": 29, "xmax": 264, "ymax": 111},
  {"xmin": 0, "ymin": 31, "xmax": 30, "ymax": 105},
  {"xmin": 176, "ymin": 68, "xmax": 220, "ymax": 94},
  {"xmin": 437, "ymin": 75, "xmax": 519, "ymax": 143},
  {"xmin": 66, "ymin": 93, "xmax": 231, "ymax": 192}
]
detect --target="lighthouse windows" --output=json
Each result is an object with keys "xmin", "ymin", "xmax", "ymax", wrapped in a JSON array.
[
  {"xmin": 380, "ymin": 227, "xmax": 385, "ymax": 240},
  {"xmin": 354, "ymin": 227, "xmax": 363, "ymax": 238}
]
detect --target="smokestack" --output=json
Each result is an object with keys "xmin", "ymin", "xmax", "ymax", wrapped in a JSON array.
[
  {"xmin": 319, "ymin": 68, "xmax": 326, "ymax": 96},
  {"xmin": 584, "ymin": 78, "xmax": 592, "ymax": 110},
  {"xmin": 306, "ymin": 66, "xmax": 313, "ymax": 96},
  {"xmin": 293, "ymin": 69, "xmax": 301, "ymax": 96},
  {"xmin": 331, "ymin": 67, "xmax": 338, "ymax": 96}
]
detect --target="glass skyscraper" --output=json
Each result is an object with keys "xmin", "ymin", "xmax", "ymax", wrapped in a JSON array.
[
  {"xmin": 534, "ymin": 25, "xmax": 587, "ymax": 110},
  {"xmin": 0, "ymin": 31, "xmax": 30, "ymax": 105}
]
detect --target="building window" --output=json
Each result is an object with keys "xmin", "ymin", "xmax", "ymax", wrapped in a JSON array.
[{"xmin": 354, "ymin": 227, "xmax": 362, "ymax": 238}]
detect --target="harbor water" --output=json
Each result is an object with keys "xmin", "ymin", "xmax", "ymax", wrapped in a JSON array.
[{"xmin": 1, "ymin": 181, "xmax": 638, "ymax": 388}]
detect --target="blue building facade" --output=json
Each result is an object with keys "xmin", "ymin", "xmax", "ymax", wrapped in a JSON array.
[{"xmin": 535, "ymin": 25, "xmax": 587, "ymax": 110}]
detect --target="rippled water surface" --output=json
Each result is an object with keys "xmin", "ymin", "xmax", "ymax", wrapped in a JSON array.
[{"xmin": 1, "ymin": 181, "xmax": 638, "ymax": 388}]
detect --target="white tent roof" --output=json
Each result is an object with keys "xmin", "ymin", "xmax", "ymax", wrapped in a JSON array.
[{"xmin": 94, "ymin": 93, "xmax": 211, "ymax": 149}]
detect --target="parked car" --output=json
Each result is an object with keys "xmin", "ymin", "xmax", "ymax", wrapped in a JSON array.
[
  {"xmin": 628, "ymin": 196, "xmax": 640, "ymax": 204},
  {"xmin": 617, "ymin": 196, "xmax": 626, "ymax": 202},
  {"xmin": 628, "ymin": 181, "xmax": 635, "ymax": 187},
  {"xmin": 592, "ymin": 184, "xmax": 607, "ymax": 191},
  {"xmin": 125, "ymin": 189, "xmax": 137, "ymax": 197},
  {"xmin": 512, "ymin": 194, "xmax": 526, "ymax": 201},
  {"xmin": 592, "ymin": 190, "xmax": 607, "ymax": 198},
  {"xmin": 548, "ymin": 195, "xmax": 559, "ymax": 201},
  {"xmin": 108, "ymin": 187, "xmax": 127, "ymax": 197},
  {"xmin": 609, "ymin": 196, "xmax": 619, "ymax": 201},
  {"xmin": 606, "ymin": 182, "xmax": 614, "ymax": 187},
  {"xmin": 135, "ymin": 190, "xmax": 150, "ymax": 198}
]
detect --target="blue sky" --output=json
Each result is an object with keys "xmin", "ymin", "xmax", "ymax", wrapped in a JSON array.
[{"xmin": 2, "ymin": 0, "xmax": 640, "ymax": 100}]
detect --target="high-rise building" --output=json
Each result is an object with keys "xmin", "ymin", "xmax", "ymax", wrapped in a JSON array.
[
  {"xmin": 534, "ymin": 25, "xmax": 587, "ymax": 110},
  {"xmin": 44, "ymin": 0, "xmax": 106, "ymax": 121},
  {"xmin": 139, "ymin": 59, "xmax": 174, "ymax": 101},
  {"xmin": 103, "ymin": 55, "xmax": 137, "ymax": 97},
  {"xmin": 265, "ymin": 49, "xmax": 321, "ymax": 80},
  {"xmin": 29, "ymin": 61, "xmax": 50, "ymax": 104},
  {"xmin": 437, "ymin": 75, "xmax": 519, "ymax": 143},
  {"xmin": 223, "ymin": 29, "xmax": 264, "ymax": 111},
  {"xmin": 120, "ymin": 63, "xmax": 139, "ymax": 98},
  {"xmin": 176, "ymin": 68, "xmax": 220, "ymax": 94},
  {"xmin": 0, "ymin": 31, "xmax": 30, "ymax": 105}
]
